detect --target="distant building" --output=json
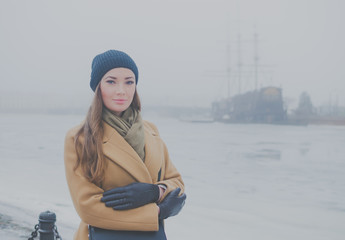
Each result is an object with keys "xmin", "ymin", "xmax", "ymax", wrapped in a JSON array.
[{"xmin": 294, "ymin": 92, "xmax": 315, "ymax": 117}]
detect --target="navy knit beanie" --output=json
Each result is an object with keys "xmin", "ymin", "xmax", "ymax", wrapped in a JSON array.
[{"xmin": 90, "ymin": 50, "xmax": 138, "ymax": 91}]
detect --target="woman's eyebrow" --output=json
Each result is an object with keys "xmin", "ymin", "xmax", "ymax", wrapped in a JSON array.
[
  {"xmin": 105, "ymin": 76, "xmax": 133, "ymax": 80},
  {"xmin": 105, "ymin": 76, "xmax": 117, "ymax": 79}
]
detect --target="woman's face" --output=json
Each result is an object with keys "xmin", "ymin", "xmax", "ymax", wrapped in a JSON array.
[{"xmin": 100, "ymin": 68, "xmax": 136, "ymax": 116}]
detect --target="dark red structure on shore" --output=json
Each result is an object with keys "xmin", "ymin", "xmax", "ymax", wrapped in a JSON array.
[{"xmin": 212, "ymin": 87, "xmax": 287, "ymax": 124}]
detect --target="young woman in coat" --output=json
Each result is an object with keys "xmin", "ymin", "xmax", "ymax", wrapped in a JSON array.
[{"xmin": 64, "ymin": 50, "xmax": 186, "ymax": 239}]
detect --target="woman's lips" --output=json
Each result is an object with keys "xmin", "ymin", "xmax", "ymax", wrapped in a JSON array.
[{"xmin": 113, "ymin": 99, "xmax": 127, "ymax": 104}]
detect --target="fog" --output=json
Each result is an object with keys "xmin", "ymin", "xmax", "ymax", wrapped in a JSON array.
[
  {"xmin": 1, "ymin": 0, "xmax": 344, "ymax": 110},
  {"xmin": 1, "ymin": 2, "xmax": 345, "ymax": 238}
]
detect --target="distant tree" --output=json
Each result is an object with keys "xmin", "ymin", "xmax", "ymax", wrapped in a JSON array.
[{"xmin": 295, "ymin": 92, "xmax": 314, "ymax": 116}]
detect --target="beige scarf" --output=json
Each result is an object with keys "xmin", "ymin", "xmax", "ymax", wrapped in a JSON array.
[{"xmin": 102, "ymin": 107, "xmax": 145, "ymax": 161}]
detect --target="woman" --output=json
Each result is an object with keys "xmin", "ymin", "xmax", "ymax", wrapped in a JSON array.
[{"xmin": 64, "ymin": 50, "xmax": 186, "ymax": 239}]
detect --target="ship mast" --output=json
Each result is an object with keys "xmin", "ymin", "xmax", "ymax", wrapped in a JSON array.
[
  {"xmin": 226, "ymin": 42, "xmax": 231, "ymax": 99},
  {"xmin": 254, "ymin": 30, "xmax": 259, "ymax": 91},
  {"xmin": 237, "ymin": 33, "xmax": 242, "ymax": 94}
]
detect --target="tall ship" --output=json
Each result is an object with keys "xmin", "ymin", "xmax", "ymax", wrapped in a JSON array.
[
  {"xmin": 210, "ymin": 30, "xmax": 345, "ymax": 125},
  {"xmin": 212, "ymin": 31, "xmax": 290, "ymax": 124}
]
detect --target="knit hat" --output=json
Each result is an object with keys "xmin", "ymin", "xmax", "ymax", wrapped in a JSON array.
[{"xmin": 90, "ymin": 50, "xmax": 139, "ymax": 91}]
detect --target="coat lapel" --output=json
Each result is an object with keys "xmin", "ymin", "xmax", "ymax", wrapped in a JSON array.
[
  {"xmin": 143, "ymin": 121, "xmax": 163, "ymax": 181},
  {"xmin": 102, "ymin": 122, "xmax": 152, "ymax": 183}
]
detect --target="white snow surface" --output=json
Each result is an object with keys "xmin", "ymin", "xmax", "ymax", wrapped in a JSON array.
[{"xmin": 0, "ymin": 113, "xmax": 344, "ymax": 239}]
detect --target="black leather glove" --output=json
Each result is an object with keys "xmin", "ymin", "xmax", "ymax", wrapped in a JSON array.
[
  {"xmin": 158, "ymin": 188, "xmax": 186, "ymax": 220},
  {"xmin": 101, "ymin": 182, "xmax": 160, "ymax": 210}
]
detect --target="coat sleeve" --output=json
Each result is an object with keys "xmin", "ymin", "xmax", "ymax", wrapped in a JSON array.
[
  {"xmin": 146, "ymin": 122, "xmax": 185, "ymax": 201},
  {"xmin": 64, "ymin": 127, "xmax": 159, "ymax": 231}
]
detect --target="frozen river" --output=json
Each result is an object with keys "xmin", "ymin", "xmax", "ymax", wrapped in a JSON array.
[{"xmin": 0, "ymin": 113, "xmax": 344, "ymax": 239}]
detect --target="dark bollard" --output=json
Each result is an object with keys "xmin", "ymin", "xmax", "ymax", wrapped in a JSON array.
[
  {"xmin": 28, "ymin": 211, "xmax": 62, "ymax": 240},
  {"xmin": 38, "ymin": 211, "xmax": 56, "ymax": 240}
]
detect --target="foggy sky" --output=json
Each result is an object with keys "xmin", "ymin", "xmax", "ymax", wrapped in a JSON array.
[{"xmin": 0, "ymin": 0, "xmax": 344, "ymax": 109}]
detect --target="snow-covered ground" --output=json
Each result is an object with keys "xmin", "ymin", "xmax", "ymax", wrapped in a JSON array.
[{"xmin": 0, "ymin": 113, "xmax": 344, "ymax": 239}]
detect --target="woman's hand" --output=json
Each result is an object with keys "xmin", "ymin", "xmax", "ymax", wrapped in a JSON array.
[
  {"xmin": 101, "ymin": 183, "xmax": 160, "ymax": 210},
  {"xmin": 158, "ymin": 188, "xmax": 186, "ymax": 220}
]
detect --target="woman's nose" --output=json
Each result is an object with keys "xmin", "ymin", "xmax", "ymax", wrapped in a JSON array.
[{"xmin": 116, "ymin": 84, "xmax": 125, "ymax": 95}]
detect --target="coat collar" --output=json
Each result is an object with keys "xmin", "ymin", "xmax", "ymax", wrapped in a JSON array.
[{"xmin": 102, "ymin": 121, "xmax": 157, "ymax": 183}]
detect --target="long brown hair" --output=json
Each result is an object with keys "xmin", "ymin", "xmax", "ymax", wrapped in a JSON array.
[{"xmin": 74, "ymin": 84, "xmax": 141, "ymax": 185}]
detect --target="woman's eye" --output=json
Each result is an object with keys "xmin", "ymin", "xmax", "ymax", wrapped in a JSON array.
[
  {"xmin": 126, "ymin": 81, "xmax": 135, "ymax": 85},
  {"xmin": 106, "ymin": 80, "xmax": 115, "ymax": 84}
]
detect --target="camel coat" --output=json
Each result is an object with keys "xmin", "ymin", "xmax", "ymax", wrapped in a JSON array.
[{"xmin": 64, "ymin": 120, "xmax": 185, "ymax": 240}]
